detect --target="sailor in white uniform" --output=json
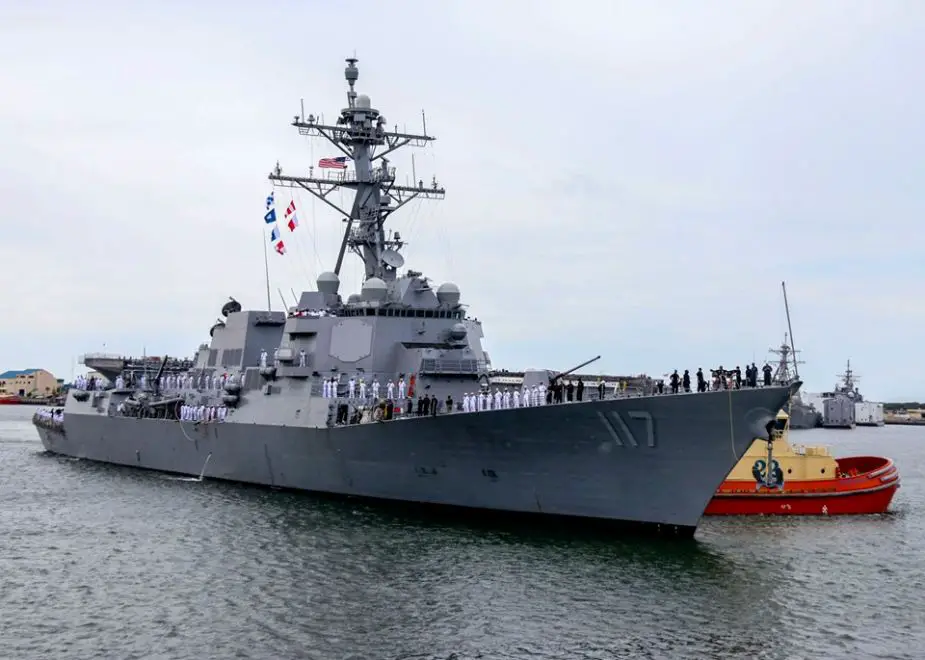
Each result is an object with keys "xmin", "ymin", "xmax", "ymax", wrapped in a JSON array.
[
  {"xmin": 503, "ymin": 389, "xmax": 512, "ymax": 409},
  {"xmin": 539, "ymin": 383, "xmax": 547, "ymax": 404},
  {"xmin": 397, "ymin": 377, "xmax": 406, "ymax": 399},
  {"xmin": 512, "ymin": 389, "xmax": 520, "ymax": 408},
  {"xmin": 493, "ymin": 389, "xmax": 502, "ymax": 410},
  {"xmin": 481, "ymin": 391, "xmax": 490, "ymax": 411},
  {"xmin": 273, "ymin": 348, "xmax": 280, "ymax": 367},
  {"xmin": 348, "ymin": 377, "xmax": 356, "ymax": 399},
  {"xmin": 371, "ymin": 378, "xmax": 380, "ymax": 400},
  {"xmin": 358, "ymin": 378, "xmax": 367, "ymax": 400},
  {"xmin": 259, "ymin": 349, "xmax": 268, "ymax": 368},
  {"xmin": 219, "ymin": 406, "xmax": 227, "ymax": 422},
  {"xmin": 387, "ymin": 380, "xmax": 395, "ymax": 399},
  {"xmin": 299, "ymin": 349, "xmax": 306, "ymax": 367}
]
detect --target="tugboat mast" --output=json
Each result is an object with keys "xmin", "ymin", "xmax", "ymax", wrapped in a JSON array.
[{"xmin": 268, "ymin": 57, "xmax": 445, "ymax": 283}]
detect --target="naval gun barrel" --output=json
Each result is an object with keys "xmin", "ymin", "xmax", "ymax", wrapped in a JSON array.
[
  {"xmin": 549, "ymin": 355, "xmax": 601, "ymax": 383},
  {"xmin": 152, "ymin": 355, "xmax": 169, "ymax": 394}
]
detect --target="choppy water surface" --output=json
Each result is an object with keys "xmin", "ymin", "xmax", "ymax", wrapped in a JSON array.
[{"xmin": 0, "ymin": 405, "xmax": 921, "ymax": 659}]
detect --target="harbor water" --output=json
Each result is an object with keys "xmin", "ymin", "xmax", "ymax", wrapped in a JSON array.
[{"xmin": 1, "ymin": 405, "xmax": 921, "ymax": 659}]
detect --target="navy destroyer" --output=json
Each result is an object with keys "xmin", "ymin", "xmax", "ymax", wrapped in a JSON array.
[
  {"xmin": 768, "ymin": 281, "xmax": 821, "ymax": 430},
  {"xmin": 767, "ymin": 336, "xmax": 821, "ymax": 429},
  {"xmin": 35, "ymin": 57, "xmax": 800, "ymax": 536}
]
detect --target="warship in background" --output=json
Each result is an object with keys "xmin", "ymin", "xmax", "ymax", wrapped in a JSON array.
[
  {"xmin": 33, "ymin": 57, "xmax": 799, "ymax": 537},
  {"xmin": 820, "ymin": 360, "xmax": 873, "ymax": 429},
  {"xmin": 770, "ymin": 281, "xmax": 822, "ymax": 430},
  {"xmin": 768, "ymin": 336, "xmax": 822, "ymax": 429}
]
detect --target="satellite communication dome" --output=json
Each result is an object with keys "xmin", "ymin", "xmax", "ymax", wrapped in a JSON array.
[
  {"xmin": 449, "ymin": 323, "xmax": 467, "ymax": 341},
  {"xmin": 317, "ymin": 271, "xmax": 340, "ymax": 295},
  {"xmin": 436, "ymin": 282, "xmax": 461, "ymax": 306},
  {"xmin": 361, "ymin": 277, "xmax": 388, "ymax": 302},
  {"xmin": 347, "ymin": 293, "xmax": 362, "ymax": 304},
  {"xmin": 356, "ymin": 94, "xmax": 371, "ymax": 109}
]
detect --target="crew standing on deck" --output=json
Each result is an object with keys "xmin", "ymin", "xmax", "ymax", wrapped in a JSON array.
[
  {"xmin": 763, "ymin": 363, "xmax": 773, "ymax": 386},
  {"xmin": 669, "ymin": 370, "xmax": 680, "ymax": 394},
  {"xmin": 682, "ymin": 369, "xmax": 691, "ymax": 393}
]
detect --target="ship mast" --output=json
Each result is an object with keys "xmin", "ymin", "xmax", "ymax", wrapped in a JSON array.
[
  {"xmin": 836, "ymin": 360, "xmax": 859, "ymax": 394},
  {"xmin": 268, "ymin": 57, "xmax": 445, "ymax": 284},
  {"xmin": 768, "ymin": 333, "xmax": 805, "ymax": 387},
  {"xmin": 781, "ymin": 281, "xmax": 799, "ymax": 381}
]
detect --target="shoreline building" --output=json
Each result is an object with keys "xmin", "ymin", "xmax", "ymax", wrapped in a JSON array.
[{"xmin": 0, "ymin": 368, "xmax": 61, "ymax": 398}]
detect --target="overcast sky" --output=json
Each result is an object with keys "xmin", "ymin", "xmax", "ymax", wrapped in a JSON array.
[{"xmin": 1, "ymin": 1, "xmax": 922, "ymax": 400}]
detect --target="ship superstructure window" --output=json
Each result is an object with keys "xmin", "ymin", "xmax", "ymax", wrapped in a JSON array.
[{"xmin": 221, "ymin": 349, "xmax": 243, "ymax": 367}]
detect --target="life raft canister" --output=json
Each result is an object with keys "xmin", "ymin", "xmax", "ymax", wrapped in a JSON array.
[{"xmin": 408, "ymin": 374, "xmax": 416, "ymax": 398}]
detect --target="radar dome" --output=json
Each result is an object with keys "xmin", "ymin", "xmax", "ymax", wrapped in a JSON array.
[
  {"xmin": 347, "ymin": 293, "xmax": 362, "ymax": 304},
  {"xmin": 361, "ymin": 277, "xmax": 388, "ymax": 302},
  {"xmin": 356, "ymin": 94, "xmax": 371, "ymax": 109},
  {"xmin": 436, "ymin": 282, "xmax": 461, "ymax": 306},
  {"xmin": 449, "ymin": 323, "xmax": 467, "ymax": 341},
  {"xmin": 317, "ymin": 271, "xmax": 340, "ymax": 295}
]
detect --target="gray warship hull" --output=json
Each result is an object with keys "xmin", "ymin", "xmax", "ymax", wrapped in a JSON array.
[
  {"xmin": 786, "ymin": 400, "xmax": 822, "ymax": 429},
  {"xmin": 37, "ymin": 384, "xmax": 797, "ymax": 535}
]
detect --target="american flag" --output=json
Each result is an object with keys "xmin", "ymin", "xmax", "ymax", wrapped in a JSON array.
[{"xmin": 318, "ymin": 156, "xmax": 348, "ymax": 169}]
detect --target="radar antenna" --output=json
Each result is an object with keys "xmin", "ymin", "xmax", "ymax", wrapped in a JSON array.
[
  {"xmin": 268, "ymin": 57, "xmax": 445, "ymax": 283},
  {"xmin": 768, "ymin": 334, "xmax": 804, "ymax": 387}
]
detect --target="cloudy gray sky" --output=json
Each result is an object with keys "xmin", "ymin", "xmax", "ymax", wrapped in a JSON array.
[{"xmin": 1, "ymin": 1, "xmax": 922, "ymax": 400}]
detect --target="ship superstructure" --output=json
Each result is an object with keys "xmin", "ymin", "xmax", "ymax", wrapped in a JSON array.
[
  {"xmin": 768, "ymin": 335, "xmax": 822, "ymax": 429},
  {"xmin": 821, "ymin": 360, "xmax": 864, "ymax": 428},
  {"xmin": 35, "ymin": 57, "xmax": 800, "ymax": 536}
]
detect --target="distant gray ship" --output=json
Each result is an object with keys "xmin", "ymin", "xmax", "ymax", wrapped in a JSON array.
[
  {"xmin": 34, "ymin": 57, "xmax": 798, "ymax": 536},
  {"xmin": 821, "ymin": 360, "xmax": 864, "ymax": 429},
  {"xmin": 767, "ymin": 336, "xmax": 822, "ymax": 430}
]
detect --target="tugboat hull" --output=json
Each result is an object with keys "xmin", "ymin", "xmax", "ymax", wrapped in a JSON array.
[{"xmin": 706, "ymin": 455, "xmax": 900, "ymax": 516}]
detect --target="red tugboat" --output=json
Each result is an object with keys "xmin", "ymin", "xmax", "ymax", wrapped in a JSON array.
[{"xmin": 705, "ymin": 409, "xmax": 900, "ymax": 516}]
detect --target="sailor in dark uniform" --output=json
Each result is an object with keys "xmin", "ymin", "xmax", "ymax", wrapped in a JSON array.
[
  {"xmin": 566, "ymin": 381, "xmax": 575, "ymax": 402},
  {"xmin": 576, "ymin": 379, "xmax": 585, "ymax": 401},
  {"xmin": 762, "ymin": 363, "xmax": 773, "ymax": 386},
  {"xmin": 682, "ymin": 369, "xmax": 691, "ymax": 393},
  {"xmin": 669, "ymin": 370, "xmax": 680, "ymax": 394},
  {"xmin": 597, "ymin": 380, "xmax": 605, "ymax": 400},
  {"xmin": 696, "ymin": 368, "xmax": 706, "ymax": 392},
  {"xmin": 734, "ymin": 366, "xmax": 742, "ymax": 389}
]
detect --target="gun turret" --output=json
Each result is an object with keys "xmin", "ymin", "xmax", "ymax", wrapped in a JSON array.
[{"xmin": 549, "ymin": 355, "xmax": 601, "ymax": 384}]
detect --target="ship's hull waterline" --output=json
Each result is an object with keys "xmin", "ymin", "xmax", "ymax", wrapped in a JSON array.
[{"xmin": 37, "ymin": 384, "xmax": 797, "ymax": 535}]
